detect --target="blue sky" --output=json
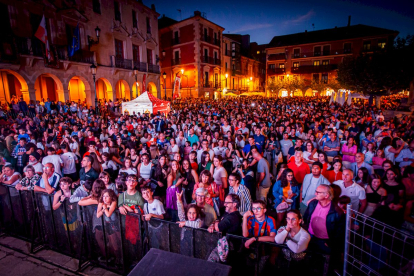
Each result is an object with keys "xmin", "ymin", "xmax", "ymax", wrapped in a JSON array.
[{"xmin": 148, "ymin": 0, "xmax": 414, "ymax": 44}]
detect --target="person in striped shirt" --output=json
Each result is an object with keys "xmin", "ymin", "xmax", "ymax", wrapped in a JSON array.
[{"xmin": 228, "ymin": 173, "xmax": 251, "ymax": 215}]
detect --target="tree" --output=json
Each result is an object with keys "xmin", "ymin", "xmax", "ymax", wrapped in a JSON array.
[
  {"xmin": 337, "ymin": 35, "xmax": 414, "ymax": 105},
  {"xmin": 310, "ymin": 79, "xmax": 341, "ymax": 95},
  {"xmin": 267, "ymin": 76, "xmax": 305, "ymax": 96}
]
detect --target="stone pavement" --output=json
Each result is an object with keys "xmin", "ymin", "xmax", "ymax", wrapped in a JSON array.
[{"xmin": 0, "ymin": 236, "xmax": 120, "ymax": 276}]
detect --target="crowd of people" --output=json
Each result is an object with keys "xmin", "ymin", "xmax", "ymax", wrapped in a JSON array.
[{"xmin": 0, "ymin": 94, "xmax": 413, "ymax": 272}]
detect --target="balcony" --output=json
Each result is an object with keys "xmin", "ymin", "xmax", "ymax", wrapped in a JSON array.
[
  {"xmin": 134, "ymin": 61, "xmax": 147, "ymax": 72},
  {"xmin": 56, "ymin": 46, "xmax": 94, "ymax": 64},
  {"xmin": 148, "ymin": 64, "xmax": 160, "ymax": 74},
  {"xmin": 268, "ymin": 53, "xmax": 286, "ymax": 61},
  {"xmin": 291, "ymin": 49, "xmax": 353, "ymax": 59},
  {"xmin": 201, "ymin": 56, "xmax": 220, "ymax": 65},
  {"xmin": 201, "ymin": 35, "xmax": 211, "ymax": 43},
  {"xmin": 112, "ymin": 56, "xmax": 133, "ymax": 69},
  {"xmin": 291, "ymin": 64, "xmax": 338, "ymax": 74},
  {"xmin": 171, "ymin": 58, "xmax": 181, "ymax": 66},
  {"xmin": 213, "ymin": 39, "xmax": 220, "ymax": 46},
  {"xmin": 267, "ymin": 67, "xmax": 286, "ymax": 75},
  {"xmin": 171, "ymin": 38, "xmax": 180, "ymax": 46}
]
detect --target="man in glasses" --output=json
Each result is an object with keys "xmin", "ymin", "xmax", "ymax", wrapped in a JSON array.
[
  {"xmin": 242, "ymin": 200, "xmax": 277, "ymax": 248},
  {"xmin": 208, "ymin": 194, "xmax": 242, "ymax": 235},
  {"xmin": 228, "ymin": 173, "xmax": 251, "ymax": 215},
  {"xmin": 197, "ymin": 139, "xmax": 214, "ymax": 163},
  {"xmin": 303, "ymin": 184, "xmax": 345, "ymax": 255},
  {"xmin": 194, "ymin": 188, "xmax": 216, "ymax": 228}
]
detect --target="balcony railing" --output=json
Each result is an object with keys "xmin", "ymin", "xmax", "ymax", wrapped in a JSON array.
[
  {"xmin": 291, "ymin": 49, "xmax": 353, "ymax": 58},
  {"xmin": 171, "ymin": 38, "xmax": 180, "ymax": 45},
  {"xmin": 171, "ymin": 58, "xmax": 181, "ymax": 66},
  {"xmin": 201, "ymin": 56, "xmax": 220, "ymax": 65},
  {"xmin": 56, "ymin": 46, "xmax": 94, "ymax": 64},
  {"xmin": 267, "ymin": 67, "xmax": 286, "ymax": 75},
  {"xmin": 134, "ymin": 61, "xmax": 147, "ymax": 72},
  {"xmin": 213, "ymin": 38, "xmax": 220, "ymax": 46},
  {"xmin": 148, "ymin": 64, "xmax": 160, "ymax": 74},
  {"xmin": 291, "ymin": 64, "xmax": 338, "ymax": 74},
  {"xmin": 202, "ymin": 35, "xmax": 211, "ymax": 43},
  {"xmin": 112, "ymin": 56, "xmax": 133, "ymax": 69},
  {"xmin": 268, "ymin": 53, "xmax": 286, "ymax": 61}
]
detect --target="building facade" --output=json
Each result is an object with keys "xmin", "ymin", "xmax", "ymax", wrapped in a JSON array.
[
  {"xmin": 0, "ymin": 0, "xmax": 161, "ymax": 106},
  {"xmin": 266, "ymin": 24, "xmax": 399, "ymax": 97},
  {"xmin": 158, "ymin": 11, "xmax": 224, "ymax": 99}
]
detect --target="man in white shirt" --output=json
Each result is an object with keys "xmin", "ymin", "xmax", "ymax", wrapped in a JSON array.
[
  {"xmin": 333, "ymin": 169, "xmax": 367, "ymax": 213},
  {"xmin": 197, "ymin": 139, "xmax": 214, "ymax": 163},
  {"xmin": 42, "ymin": 147, "xmax": 64, "ymax": 176},
  {"xmin": 395, "ymin": 140, "xmax": 414, "ymax": 168}
]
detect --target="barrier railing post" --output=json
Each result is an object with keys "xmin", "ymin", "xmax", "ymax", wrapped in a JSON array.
[
  {"xmin": 343, "ymin": 203, "xmax": 351, "ymax": 276},
  {"xmin": 48, "ymin": 195, "xmax": 59, "ymax": 247},
  {"xmin": 6, "ymin": 187, "xmax": 17, "ymax": 232},
  {"xmin": 100, "ymin": 215, "xmax": 109, "ymax": 267},
  {"xmin": 78, "ymin": 206, "xmax": 90, "ymax": 272},
  {"xmin": 18, "ymin": 190, "xmax": 30, "ymax": 238},
  {"xmin": 62, "ymin": 202, "xmax": 74, "ymax": 256}
]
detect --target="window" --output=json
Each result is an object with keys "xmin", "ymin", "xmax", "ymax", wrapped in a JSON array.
[
  {"xmin": 225, "ymin": 62, "xmax": 228, "ymax": 71},
  {"xmin": 268, "ymin": 64, "xmax": 275, "ymax": 69},
  {"xmin": 214, "ymin": 32, "xmax": 218, "ymax": 44},
  {"xmin": 146, "ymin": 17, "xmax": 151, "ymax": 34},
  {"xmin": 215, "ymin": 73, "xmax": 218, "ymax": 88},
  {"xmin": 133, "ymin": 45, "xmax": 140, "ymax": 63},
  {"xmin": 132, "ymin": 10, "xmax": 137, "ymax": 28},
  {"xmin": 323, "ymin": 45, "xmax": 330, "ymax": 55},
  {"xmin": 363, "ymin": 41, "xmax": 371, "ymax": 51},
  {"xmin": 293, "ymin": 62, "xmax": 299, "ymax": 68},
  {"xmin": 313, "ymin": 60, "xmax": 320, "ymax": 66},
  {"xmin": 279, "ymin": 63, "xmax": 285, "ymax": 69},
  {"xmin": 174, "ymin": 51, "xmax": 179, "ymax": 61},
  {"xmin": 114, "ymin": 1, "xmax": 121, "ymax": 21},
  {"xmin": 293, "ymin": 48, "xmax": 300, "ymax": 58},
  {"xmin": 344, "ymin": 43, "xmax": 352, "ymax": 53},
  {"xmin": 322, "ymin": 60, "xmax": 329, "ymax": 66},
  {"xmin": 147, "ymin": 49, "xmax": 153, "ymax": 64},
  {"xmin": 204, "ymin": 48, "xmax": 208, "ymax": 62},
  {"xmin": 204, "ymin": 28, "xmax": 208, "ymax": 41},
  {"xmin": 225, "ymin": 43, "xmax": 228, "ymax": 53},
  {"xmin": 93, "ymin": 0, "xmax": 101, "ymax": 14},
  {"xmin": 205, "ymin": 72, "xmax": 209, "ymax": 86},
  {"xmin": 174, "ymin": 31, "xmax": 179, "ymax": 44},
  {"xmin": 115, "ymin": 39, "xmax": 123, "ymax": 59},
  {"xmin": 378, "ymin": 39, "xmax": 386, "ymax": 49},
  {"xmin": 321, "ymin": 73, "xmax": 328, "ymax": 84},
  {"xmin": 314, "ymin": 46, "xmax": 321, "ymax": 56},
  {"xmin": 313, "ymin": 74, "xmax": 319, "ymax": 83}
]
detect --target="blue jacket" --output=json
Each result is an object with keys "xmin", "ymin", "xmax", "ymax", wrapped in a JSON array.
[{"xmin": 272, "ymin": 180, "xmax": 300, "ymax": 210}]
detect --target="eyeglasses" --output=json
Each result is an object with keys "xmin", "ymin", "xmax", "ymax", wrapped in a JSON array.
[
  {"xmin": 228, "ymin": 178, "xmax": 236, "ymax": 182},
  {"xmin": 252, "ymin": 207, "xmax": 263, "ymax": 212},
  {"xmin": 315, "ymin": 191, "xmax": 326, "ymax": 194},
  {"xmin": 224, "ymin": 201, "xmax": 234, "ymax": 205}
]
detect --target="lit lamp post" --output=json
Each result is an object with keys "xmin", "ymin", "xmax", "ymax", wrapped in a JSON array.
[
  {"xmin": 250, "ymin": 76, "xmax": 253, "ymax": 91},
  {"xmin": 90, "ymin": 64, "xmax": 98, "ymax": 114},
  {"xmin": 162, "ymin": 72, "xmax": 167, "ymax": 100},
  {"xmin": 133, "ymin": 66, "xmax": 138, "ymax": 98},
  {"xmin": 225, "ymin": 73, "xmax": 228, "ymax": 89}
]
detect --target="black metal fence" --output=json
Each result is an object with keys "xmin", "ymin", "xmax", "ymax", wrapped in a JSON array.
[{"xmin": 0, "ymin": 185, "xmax": 330, "ymax": 275}]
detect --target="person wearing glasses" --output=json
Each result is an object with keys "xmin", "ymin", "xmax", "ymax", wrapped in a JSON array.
[
  {"xmin": 118, "ymin": 175, "xmax": 145, "ymax": 215},
  {"xmin": 228, "ymin": 173, "xmax": 251, "ymax": 216},
  {"xmin": 303, "ymin": 184, "xmax": 345, "ymax": 255},
  {"xmin": 242, "ymin": 200, "xmax": 277, "ymax": 249},
  {"xmin": 208, "ymin": 194, "xmax": 242, "ymax": 235}
]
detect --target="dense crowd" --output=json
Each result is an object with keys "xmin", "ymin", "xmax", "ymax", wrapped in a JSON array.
[{"xmin": 0, "ymin": 94, "xmax": 413, "ymax": 271}]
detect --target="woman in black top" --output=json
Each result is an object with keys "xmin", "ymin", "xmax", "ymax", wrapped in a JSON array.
[
  {"xmin": 151, "ymin": 155, "xmax": 169, "ymax": 201},
  {"xmin": 181, "ymin": 159, "xmax": 199, "ymax": 204},
  {"xmin": 382, "ymin": 168, "xmax": 405, "ymax": 204},
  {"xmin": 364, "ymin": 174, "xmax": 387, "ymax": 216}
]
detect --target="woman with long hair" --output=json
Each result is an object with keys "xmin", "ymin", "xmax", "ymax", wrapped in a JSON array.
[
  {"xmin": 89, "ymin": 152, "xmax": 103, "ymax": 173},
  {"xmin": 342, "ymin": 136, "xmax": 357, "ymax": 166},
  {"xmin": 355, "ymin": 167, "xmax": 371, "ymax": 188},
  {"xmin": 272, "ymin": 168, "xmax": 300, "ymax": 228},
  {"xmin": 181, "ymin": 159, "xmax": 199, "ymax": 205},
  {"xmin": 52, "ymin": 177, "xmax": 74, "ymax": 210},
  {"xmin": 108, "ymin": 139, "xmax": 123, "ymax": 165},
  {"xmin": 379, "ymin": 136, "xmax": 405, "ymax": 164},
  {"xmin": 383, "ymin": 168, "xmax": 405, "ymax": 204},
  {"xmin": 192, "ymin": 170, "xmax": 219, "ymax": 207},
  {"xmin": 198, "ymin": 151, "xmax": 214, "ymax": 175},
  {"xmin": 119, "ymin": 157, "xmax": 137, "ymax": 175},
  {"xmin": 152, "ymin": 155, "xmax": 169, "ymax": 200},
  {"xmin": 165, "ymin": 160, "xmax": 185, "ymax": 222},
  {"xmin": 79, "ymin": 179, "xmax": 106, "ymax": 206},
  {"xmin": 323, "ymin": 160, "xmax": 343, "ymax": 184},
  {"xmin": 364, "ymin": 175, "xmax": 387, "ymax": 216},
  {"xmin": 99, "ymin": 171, "xmax": 118, "ymax": 194},
  {"xmin": 303, "ymin": 141, "xmax": 318, "ymax": 166},
  {"xmin": 317, "ymin": 151, "xmax": 330, "ymax": 174}
]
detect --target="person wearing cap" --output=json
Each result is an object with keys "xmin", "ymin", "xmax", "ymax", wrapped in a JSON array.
[
  {"xmin": 42, "ymin": 147, "xmax": 64, "ymax": 176},
  {"xmin": 195, "ymin": 187, "xmax": 217, "ymax": 228},
  {"xmin": 26, "ymin": 152, "xmax": 43, "ymax": 174},
  {"xmin": 300, "ymin": 161, "xmax": 331, "ymax": 215}
]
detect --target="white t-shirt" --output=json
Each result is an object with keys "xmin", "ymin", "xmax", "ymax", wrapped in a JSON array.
[
  {"xmin": 303, "ymin": 151, "xmax": 318, "ymax": 162},
  {"xmin": 61, "ymin": 152, "xmax": 78, "ymax": 174},
  {"xmin": 42, "ymin": 154, "xmax": 64, "ymax": 176},
  {"xmin": 333, "ymin": 180, "xmax": 366, "ymax": 211},
  {"xmin": 119, "ymin": 168, "xmax": 137, "ymax": 175},
  {"xmin": 213, "ymin": 166, "xmax": 228, "ymax": 186},
  {"xmin": 144, "ymin": 199, "xmax": 166, "ymax": 215},
  {"xmin": 27, "ymin": 162, "xmax": 43, "ymax": 174},
  {"xmin": 70, "ymin": 142, "xmax": 79, "ymax": 156},
  {"xmin": 4, "ymin": 172, "xmax": 22, "ymax": 187}
]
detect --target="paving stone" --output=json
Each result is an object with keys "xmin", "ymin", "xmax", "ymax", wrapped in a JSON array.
[
  {"xmin": 57, "ymin": 268, "xmax": 78, "ymax": 276},
  {"xmin": 13, "ymin": 251, "xmax": 27, "ymax": 258},
  {"xmin": 35, "ymin": 249, "xmax": 72, "ymax": 265},
  {"xmin": 102, "ymin": 270, "xmax": 122, "ymax": 276},
  {"xmin": 83, "ymin": 265, "xmax": 113, "ymax": 275},
  {"xmin": 40, "ymin": 261, "xmax": 60, "ymax": 270},
  {"xmin": 26, "ymin": 256, "xmax": 44, "ymax": 264},
  {"xmin": 0, "ymin": 245, "xmax": 15, "ymax": 253},
  {"xmin": 63, "ymin": 258, "xmax": 79, "ymax": 270}
]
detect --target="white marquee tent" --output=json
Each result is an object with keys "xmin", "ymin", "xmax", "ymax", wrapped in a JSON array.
[{"xmin": 121, "ymin": 92, "xmax": 171, "ymax": 115}]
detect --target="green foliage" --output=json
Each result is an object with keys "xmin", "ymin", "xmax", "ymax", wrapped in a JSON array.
[{"xmin": 337, "ymin": 35, "xmax": 414, "ymax": 95}]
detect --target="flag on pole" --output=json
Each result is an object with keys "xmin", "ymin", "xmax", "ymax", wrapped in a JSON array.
[
  {"xmin": 35, "ymin": 15, "xmax": 53, "ymax": 61},
  {"xmin": 68, "ymin": 24, "xmax": 80, "ymax": 57},
  {"xmin": 173, "ymin": 75, "xmax": 181, "ymax": 99}
]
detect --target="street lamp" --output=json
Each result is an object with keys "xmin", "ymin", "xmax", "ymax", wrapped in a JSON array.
[
  {"xmin": 133, "ymin": 66, "xmax": 138, "ymax": 97},
  {"xmin": 88, "ymin": 26, "xmax": 101, "ymax": 50},
  {"xmin": 90, "ymin": 64, "xmax": 98, "ymax": 113},
  {"xmin": 162, "ymin": 71, "xmax": 167, "ymax": 100},
  {"xmin": 225, "ymin": 73, "xmax": 228, "ymax": 88}
]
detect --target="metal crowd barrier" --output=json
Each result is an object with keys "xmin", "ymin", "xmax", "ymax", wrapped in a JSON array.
[
  {"xmin": 0, "ymin": 185, "xmax": 330, "ymax": 275},
  {"xmin": 344, "ymin": 204, "xmax": 414, "ymax": 276}
]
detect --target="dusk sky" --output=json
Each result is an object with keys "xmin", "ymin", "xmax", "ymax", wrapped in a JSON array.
[{"xmin": 148, "ymin": 0, "xmax": 414, "ymax": 45}]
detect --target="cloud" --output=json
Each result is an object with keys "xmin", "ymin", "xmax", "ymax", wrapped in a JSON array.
[
  {"xmin": 231, "ymin": 23, "xmax": 273, "ymax": 33},
  {"xmin": 284, "ymin": 10, "xmax": 315, "ymax": 25}
]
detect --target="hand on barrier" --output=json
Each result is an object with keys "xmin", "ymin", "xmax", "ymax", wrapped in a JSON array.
[
  {"xmin": 177, "ymin": 221, "xmax": 186, "ymax": 228},
  {"xmin": 244, "ymin": 237, "xmax": 256, "ymax": 249}
]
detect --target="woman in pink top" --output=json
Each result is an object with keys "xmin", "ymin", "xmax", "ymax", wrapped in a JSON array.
[{"xmin": 342, "ymin": 137, "xmax": 357, "ymax": 163}]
